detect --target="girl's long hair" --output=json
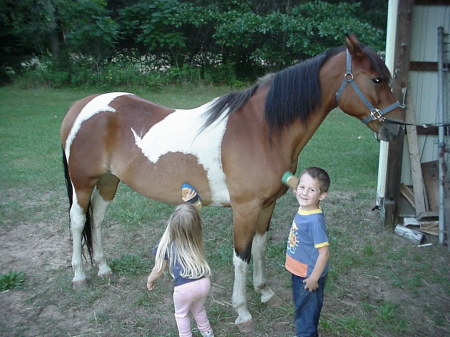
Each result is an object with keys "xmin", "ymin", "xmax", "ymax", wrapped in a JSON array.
[{"xmin": 154, "ymin": 203, "xmax": 211, "ymax": 279}]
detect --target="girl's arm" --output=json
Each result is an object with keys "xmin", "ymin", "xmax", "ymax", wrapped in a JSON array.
[
  {"xmin": 147, "ymin": 260, "xmax": 167, "ymax": 290},
  {"xmin": 303, "ymin": 246, "xmax": 329, "ymax": 292}
]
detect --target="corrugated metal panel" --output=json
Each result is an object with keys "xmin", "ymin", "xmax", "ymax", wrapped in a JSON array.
[{"xmin": 400, "ymin": 5, "xmax": 449, "ymax": 184}]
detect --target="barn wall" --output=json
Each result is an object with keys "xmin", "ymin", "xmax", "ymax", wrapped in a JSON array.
[
  {"xmin": 401, "ymin": 5, "xmax": 450, "ymax": 185},
  {"xmin": 378, "ymin": 1, "xmax": 449, "ymax": 219}
]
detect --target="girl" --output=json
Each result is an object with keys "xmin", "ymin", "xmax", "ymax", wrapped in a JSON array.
[{"xmin": 147, "ymin": 201, "xmax": 214, "ymax": 337}]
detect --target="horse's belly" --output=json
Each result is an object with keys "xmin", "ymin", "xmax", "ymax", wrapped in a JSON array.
[{"xmin": 131, "ymin": 102, "xmax": 230, "ymax": 205}]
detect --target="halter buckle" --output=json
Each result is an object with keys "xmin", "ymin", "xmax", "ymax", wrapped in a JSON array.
[
  {"xmin": 371, "ymin": 109, "xmax": 385, "ymax": 122},
  {"xmin": 344, "ymin": 73, "xmax": 353, "ymax": 81}
]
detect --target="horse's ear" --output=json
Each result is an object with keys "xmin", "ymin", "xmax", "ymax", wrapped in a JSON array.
[{"xmin": 345, "ymin": 33, "xmax": 365, "ymax": 58}]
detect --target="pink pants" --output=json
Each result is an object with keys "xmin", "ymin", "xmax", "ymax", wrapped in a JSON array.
[{"xmin": 173, "ymin": 277, "xmax": 212, "ymax": 337}]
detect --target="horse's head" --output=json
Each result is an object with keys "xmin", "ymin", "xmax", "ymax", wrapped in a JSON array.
[{"xmin": 334, "ymin": 34, "xmax": 403, "ymax": 142}]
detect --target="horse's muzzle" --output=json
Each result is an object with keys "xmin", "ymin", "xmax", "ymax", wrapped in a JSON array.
[{"xmin": 377, "ymin": 123, "xmax": 403, "ymax": 142}]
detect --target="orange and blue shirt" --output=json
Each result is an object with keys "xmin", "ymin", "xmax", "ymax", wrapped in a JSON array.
[{"xmin": 285, "ymin": 207, "xmax": 329, "ymax": 278}]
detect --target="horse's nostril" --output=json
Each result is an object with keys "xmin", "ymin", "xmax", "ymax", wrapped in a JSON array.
[{"xmin": 378, "ymin": 124, "xmax": 402, "ymax": 142}]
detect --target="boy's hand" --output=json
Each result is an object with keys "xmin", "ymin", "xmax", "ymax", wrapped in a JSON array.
[{"xmin": 303, "ymin": 277, "xmax": 319, "ymax": 292}]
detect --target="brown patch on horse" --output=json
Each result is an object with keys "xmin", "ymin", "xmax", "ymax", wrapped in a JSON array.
[{"xmin": 117, "ymin": 151, "xmax": 215, "ymax": 206}]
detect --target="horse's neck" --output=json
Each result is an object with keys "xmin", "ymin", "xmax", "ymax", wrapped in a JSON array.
[
  {"xmin": 288, "ymin": 108, "xmax": 332, "ymax": 158},
  {"xmin": 279, "ymin": 74, "xmax": 337, "ymax": 163}
]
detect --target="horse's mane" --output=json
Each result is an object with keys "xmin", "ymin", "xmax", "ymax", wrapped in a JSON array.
[{"xmin": 203, "ymin": 43, "xmax": 389, "ymax": 134}]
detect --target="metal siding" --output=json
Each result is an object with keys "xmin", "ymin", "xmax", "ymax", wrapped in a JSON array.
[{"xmin": 401, "ymin": 5, "xmax": 450, "ymax": 185}]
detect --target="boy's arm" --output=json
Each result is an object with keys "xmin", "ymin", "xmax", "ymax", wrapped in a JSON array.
[
  {"xmin": 304, "ymin": 246, "xmax": 329, "ymax": 292},
  {"xmin": 147, "ymin": 260, "xmax": 167, "ymax": 290}
]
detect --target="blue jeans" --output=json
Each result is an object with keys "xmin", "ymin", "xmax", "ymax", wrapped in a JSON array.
[{"xmin": 292, "ymin": 274, "xmax": 327, "ymax": 337}]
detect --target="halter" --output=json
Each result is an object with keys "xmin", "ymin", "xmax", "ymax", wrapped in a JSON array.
[{"xmin": 335, "ymin": 49, "xmax": 401, "ymax": 124}]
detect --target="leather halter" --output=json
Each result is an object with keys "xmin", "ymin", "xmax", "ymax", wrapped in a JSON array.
[{"xmin": 335, "ymin": 49, "xmax": 401, "ymax": 124}]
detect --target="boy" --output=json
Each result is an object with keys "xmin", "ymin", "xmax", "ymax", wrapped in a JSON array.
[{"xmin": 285, "ymin": 167, "xmax": 330, "ymax": 337}]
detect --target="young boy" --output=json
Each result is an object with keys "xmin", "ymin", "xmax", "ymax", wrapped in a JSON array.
[{"xmin": 285, "ymin": 167, "xmax": 330, "ymax": 337}]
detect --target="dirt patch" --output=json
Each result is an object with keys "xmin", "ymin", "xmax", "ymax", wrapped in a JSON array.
[{"xmin": 1, "ymin": 198, "xmax": 449, "ymax": 337}]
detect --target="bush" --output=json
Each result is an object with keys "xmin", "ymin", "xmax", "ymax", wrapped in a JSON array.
[{"xmin": 12, "ymin": 56, "xmax": 246, "ymax": 89}]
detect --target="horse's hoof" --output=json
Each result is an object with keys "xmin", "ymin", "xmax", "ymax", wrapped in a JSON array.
[
  {"xmin": 263, "ymin": 293, "xmax": 283, "ymax": 307},
  {"xmin": 236, "ymin": 320, "xmax": 255, "ymax": 335},
  {"xmin": 99, "ymin": 271, "xmax": 117, "ymax": 284},
  {"xmin": 72, "ymin": 279, "xmax": 87, "ymax": 290},
  {"xmin": 99, "ymin": 271, "xmax": 113, "ymax": 279}
]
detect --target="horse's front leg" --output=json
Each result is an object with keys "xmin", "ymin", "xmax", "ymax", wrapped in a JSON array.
[
  {"xmin": 231, "ymin": 205, "xmax": 260, "ymax": 331},
  {"xmin": 70, "ymin": 202, "xmax": 87, "ymax": 287},
  {"xmin": 232, "ymin": 253, "xmax": 252, "ymax": 326},
  {"xmin": 91, "ymin": 188, "xmax": 112, "ymax": 278}
]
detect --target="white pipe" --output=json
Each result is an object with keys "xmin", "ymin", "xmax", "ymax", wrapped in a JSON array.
[
  {"xmin": 377, "ymin": 0, "xmax": 399, "ymax": 206},
  {"xmin": 436, "ymin": 26, "xmax": 446, "ymax": 245}
]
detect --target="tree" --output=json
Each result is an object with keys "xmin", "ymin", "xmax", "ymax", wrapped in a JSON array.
[
  {"xmin": 59, "ymin": 0, "xmax": 119, "ymax": 69},
  {"xmin": 1, "ymin": 0, "xmax": 388, "ymax": 85},
  {"xmin": 213, "ymin": 1, "xmax": 385, "ymax": 75},
  {"xmin": 0, "ymin": 0, "xmax": 65, "ymax": 83}
]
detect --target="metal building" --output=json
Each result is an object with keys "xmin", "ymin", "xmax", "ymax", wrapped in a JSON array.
[{"xmin": 377, "ymin": 0, "xmax": 449, "ymax": 247}]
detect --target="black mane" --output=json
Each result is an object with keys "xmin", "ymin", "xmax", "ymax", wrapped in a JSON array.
[
  {"xmin": 264, "ymin": 47, "xmax": 343, "ymax": 133},
  {"xmin": 203, "ymin": 43, "xmax": 388, "ymax": 134}
]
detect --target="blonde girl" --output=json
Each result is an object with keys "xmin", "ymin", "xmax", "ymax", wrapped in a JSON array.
[{"xmin": 147, "ymin": 202, "xmax": 214, "ymax": 337}]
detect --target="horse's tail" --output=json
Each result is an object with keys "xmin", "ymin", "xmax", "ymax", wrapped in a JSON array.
[
  {"xmin": 62, "ymin": 148, "xmax": 73, "ymax": 208},
  {"xmin": 62, "ymin": 148, "xmax": 93, "ymax": 262}
]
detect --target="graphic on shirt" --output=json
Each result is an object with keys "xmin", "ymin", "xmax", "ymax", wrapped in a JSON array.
[{"xmin": 287, "ymin": 222, "xmax": 299, "ymax": 254}]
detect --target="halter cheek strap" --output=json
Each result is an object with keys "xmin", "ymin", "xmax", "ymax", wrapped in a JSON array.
[{"xmin": 335, "ymin": 49, "xmax": 401, "ymax": 124}]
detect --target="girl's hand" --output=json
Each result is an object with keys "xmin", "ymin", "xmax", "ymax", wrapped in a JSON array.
[
  {"xmin": 147, "ymin": 263, "xmax": 165, "ymax": 290},
  {"xmin": 147, "ymin": 273, "xmax": 158, "ymax": 290},
  {"xmin": 147, "ymin": 280, "xmax": 155, "ymax": 290},
  {"xmin": 182, "ymin": 189, "xmax": 197, "ymax": 202}
]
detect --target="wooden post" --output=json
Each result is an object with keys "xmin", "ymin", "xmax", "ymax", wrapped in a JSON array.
[
  {"xmin": 405, "ymin": 93, "xmax": 428, "ymax": 217},
  {"xmin": 383, "ymin": 0, "xmax": 414, "ymax": 227}
]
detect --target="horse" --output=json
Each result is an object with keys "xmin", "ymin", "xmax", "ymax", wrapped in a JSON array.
[{"xmin": 60, "ymin": 33, "xmax": 402, "ymax": 330}]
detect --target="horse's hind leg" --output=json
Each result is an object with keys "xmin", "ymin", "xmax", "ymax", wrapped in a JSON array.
[
  {"xmin": 252, "ymin": 233, "xmax": 276, "ymax": 301},
  {"xmin": 251, "ymin": 203, "xmax": 282, "ymax": 307},
  {"xmin": 70, "ymin": 200, "xmax": 89, "ymax": 286},
  {"xmin": 91, "ymin": 174, "xmax": 120, "ymax": 278}
]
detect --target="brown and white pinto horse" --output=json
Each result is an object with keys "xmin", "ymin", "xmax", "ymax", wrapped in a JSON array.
[{"xmin": 61, "ymin": 34, "xmax": 402, "ymax": 328}]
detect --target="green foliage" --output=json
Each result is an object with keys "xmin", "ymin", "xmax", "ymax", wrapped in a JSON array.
[
  {"xmin": 119, "ymin": 0, "xmax": 185, "ymax": 51},
  {"xmin": 59, "ymin": 0, "xmax": 120, "ymax": 65},
  {"xmin": 5, "ymin": 0, "xmax": 388, "ymax": 86},
  {"xmin": 0, "ymin": 271, "xmax": 26, "ymax": 291},
  {"xmin": 0, "ymin": 0, "xmax": 60, "ymax": 83},
  {"xmin": 214, "ymin": 1, "xmax": 385, "ymax": 71}
]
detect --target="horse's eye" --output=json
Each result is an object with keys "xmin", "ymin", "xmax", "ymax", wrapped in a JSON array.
[{"xmin": 372, "ymin": 77, "xmax": 382, "ymax": 85}]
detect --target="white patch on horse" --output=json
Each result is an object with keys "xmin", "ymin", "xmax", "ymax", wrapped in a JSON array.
[
  {"xmin": 232, "ymin": 252, "xmax": 252, "ymax": 324},
  {"xmin": 131, "ymin": 100, "xmax": 230, "ymax": 205},
  {"xmin": 65, "ymin": 92, "xmax": 132, "ymax": 160}
]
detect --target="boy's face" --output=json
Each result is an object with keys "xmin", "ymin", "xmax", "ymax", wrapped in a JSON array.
[{"xmin": 295, "ymin": 173, "xmax": 328, "ymax": 211}]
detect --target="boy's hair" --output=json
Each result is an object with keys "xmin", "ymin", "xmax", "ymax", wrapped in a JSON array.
[
  {"xmin": 154, "ymin": 203, "xmax": 211, "ymax": 279},
  {"xmin": 302, "ymin": 167, "xmax": 330, "ymax": 192}
]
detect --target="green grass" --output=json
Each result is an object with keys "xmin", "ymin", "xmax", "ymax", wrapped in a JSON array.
[
  {"xmin": 0, "ymin": 271, "xmax": 26, "ymax": 291},
  {"xmin": 0, "ymin": 85, "xmax": 448, "ymax": 337},
  {"xmin": 110, "ymin": 254, "xmax": 152, "ymax": 276}
]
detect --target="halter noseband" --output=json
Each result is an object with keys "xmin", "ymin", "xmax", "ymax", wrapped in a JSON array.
[{"xmin": 335, "ymin": 49, "xmax": 401, "ymax": 124}]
